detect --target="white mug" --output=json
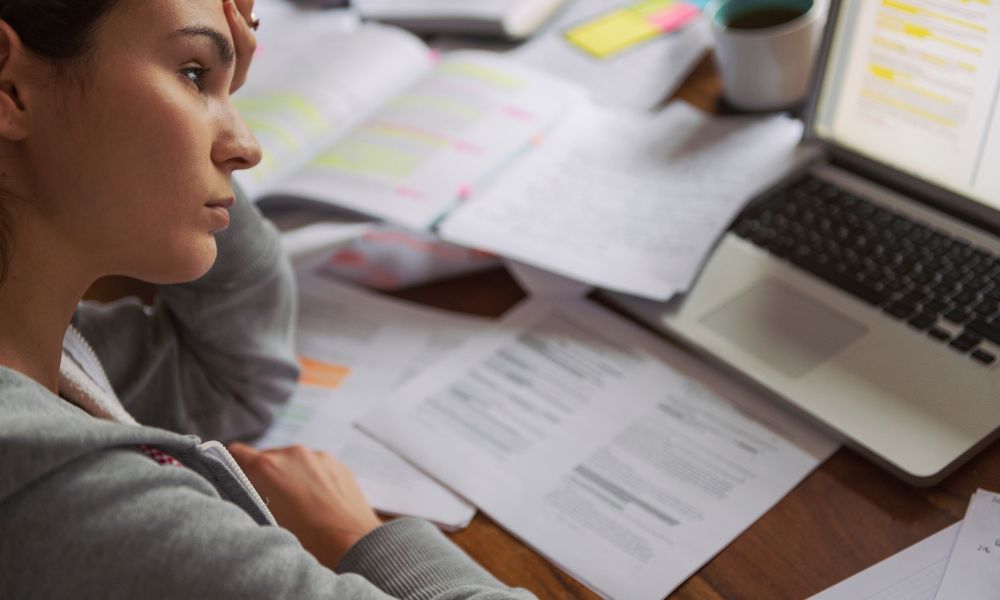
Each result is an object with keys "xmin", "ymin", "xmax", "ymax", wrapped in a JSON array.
[{"xmin": 706, "ymin": 0, "xmax": 827, "ymax": 112}]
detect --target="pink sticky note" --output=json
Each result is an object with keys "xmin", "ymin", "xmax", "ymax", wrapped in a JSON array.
[{"xmin": 648, "ymin": 4, "xmax": 700, "ymax": 32}]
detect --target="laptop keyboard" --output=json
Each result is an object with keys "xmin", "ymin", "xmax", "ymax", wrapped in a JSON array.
[{"xmin": 731, "ymin": 174, "xmax": 999, "ymax": 366}]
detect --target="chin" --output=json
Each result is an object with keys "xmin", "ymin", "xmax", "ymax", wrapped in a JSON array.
[{"xmin": 140, "ymin": 237, "xmax": 219, "ymax": 285}]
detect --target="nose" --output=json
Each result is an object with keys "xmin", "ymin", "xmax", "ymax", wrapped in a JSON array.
[{"xmin": 212, "ymin": 102, "xmax": 263, "ymax": 173}]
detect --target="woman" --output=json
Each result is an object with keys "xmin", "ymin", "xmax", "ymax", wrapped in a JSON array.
[{"xmin": 0, "ymin": 1, "xmax": 534, "ymax": 598}]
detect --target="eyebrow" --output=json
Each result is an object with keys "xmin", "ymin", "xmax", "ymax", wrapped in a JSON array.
[{"xmin": 172, "ymin": 26, "xmax": 235, "ymax": 66}]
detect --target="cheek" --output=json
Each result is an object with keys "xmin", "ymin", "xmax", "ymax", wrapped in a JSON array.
[{"xmin": 50, "ymin": 81, "xmax": 221, "ymax": 280}]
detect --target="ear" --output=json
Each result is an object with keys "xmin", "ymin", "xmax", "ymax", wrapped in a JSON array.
[{"xmin": 0, "ymin": 20, "xmax": 29, "ymax": 141}]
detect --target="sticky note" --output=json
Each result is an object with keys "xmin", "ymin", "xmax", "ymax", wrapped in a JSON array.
[
  {"xmin": 298, "ymin": 356, "xmax": 351, "ymax": 389},
  {"xmin": 565, "ymin": 9, "xmax": 663, "ymax": 58},
  {"xmin": 648, "ymin": 4, "xmax": 700, "ymax": 32},
  {"xmin": 563, "ymin": 0, "xmax": 701, "ymax": 59}
]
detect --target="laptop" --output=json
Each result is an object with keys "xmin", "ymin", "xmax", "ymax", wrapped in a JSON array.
[{"xmin": 609, "ymin": 0, "xmax": 1000, "ymax": 486}]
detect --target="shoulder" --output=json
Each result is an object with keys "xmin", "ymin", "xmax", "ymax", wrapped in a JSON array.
[{"xmin": 0, "ymin": 365, "xmax": 200, "ymax": 505}]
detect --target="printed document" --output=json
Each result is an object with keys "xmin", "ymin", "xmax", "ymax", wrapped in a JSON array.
[
  {"xmin": 441, "ymin": 102, "xmax": 804, "ymax": 300},
  {"xmin": 934, "ymin": 489, "xmax": 1000, "ymax": 600},
  {"xmin": 360, "ymin": 298, "xmax": 837, "ymax": 599},
  {"xmin": 255, "ymin": 271, "xmax": 495, "ymax": 528}
]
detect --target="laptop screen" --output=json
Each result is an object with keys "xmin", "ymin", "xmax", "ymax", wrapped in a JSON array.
[{"xmin": 812, "ymin": 0, "xmax": 1000, "ymax": 212}]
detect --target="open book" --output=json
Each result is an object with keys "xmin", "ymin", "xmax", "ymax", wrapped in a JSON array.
[
  {"xmin": 236, "ymin": 9, "xmax": 802, "ymax": 300},
  {"xmin": 236, "ymin": 13, "xmax": 583, "ymax": 230}
]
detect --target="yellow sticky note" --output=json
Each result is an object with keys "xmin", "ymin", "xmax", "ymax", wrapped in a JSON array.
[{"xmin": 565, "ymin": 9, "xmax": 663, "ymax": 58}]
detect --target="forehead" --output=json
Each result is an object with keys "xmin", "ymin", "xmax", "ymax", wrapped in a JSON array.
[{"xmin": 99, "ymin": 0, "xmax": 231, "ymax": 50}]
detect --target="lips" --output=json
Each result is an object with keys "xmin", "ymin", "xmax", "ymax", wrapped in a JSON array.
[{"xmin": 206, "ymin": 197, "xmax": 235, "ymax": 209}]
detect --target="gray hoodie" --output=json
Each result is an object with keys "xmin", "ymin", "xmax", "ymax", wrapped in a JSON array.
[{"xmin": 0, "ymin": 191, "xmax": 535, "ymax": 600}]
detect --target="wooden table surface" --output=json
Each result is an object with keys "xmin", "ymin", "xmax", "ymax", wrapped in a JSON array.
[{"xmin": 86, "ymin": 53, "xmax": 1000, "ymax": 600}]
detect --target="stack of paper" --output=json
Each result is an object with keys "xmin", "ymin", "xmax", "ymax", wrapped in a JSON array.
[
  {"xmin": 810, "ymin": 489, "xmax": 1000, "ymax": 600},
  {"xmin": 359, "ymin": 296, "xmax": 837, "ymax": 599},
  {"xmin": 254, "ymin": 270, "xmax": 496, "ymax": 530}
]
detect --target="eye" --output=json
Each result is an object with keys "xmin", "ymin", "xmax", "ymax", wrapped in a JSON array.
[{"xmin": 180, "ymin": 65, "xmax": 211, "ymax": 91}]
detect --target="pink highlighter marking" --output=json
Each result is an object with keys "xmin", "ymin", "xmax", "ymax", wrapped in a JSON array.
[
  {"xmin": 648, "ymin": 4, "xmax": 700, "ymax": 32},
  {"xmin": 453, "ymin": 140, "xmax": 485, "ymax": 155},
  {"xmin": 457, "ymin": 184, "xmax": 473, "ymax": 201},
  {"xmin": 502, "ymin": 105, "xmax": 536, "ymax": 122},
  {"xmin": 394, "ymin": 185, "xmax": 427, "ymax": 202}
]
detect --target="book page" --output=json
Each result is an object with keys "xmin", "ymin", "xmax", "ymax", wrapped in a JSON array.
[
  {"xmin": 264, "ymin": 51, "xmax": 586, "ymax": 230},
  {"xmin": 440, "ymin": 101, "xmax": 804, "ymax": 301},
  {"xmin": 512, "ymin": 0, "xmax": 712, "ymax": 110},
  {"xmin": 233, "ymin": 12, "xmax": 433, "ymax": 198},
  {"xmin": 255, "ymin": 272, "xmax": 493, "ymax": 529},
  {"xmin": 359, "ymin": 298, "xmax": 838, "ymax": 600}
]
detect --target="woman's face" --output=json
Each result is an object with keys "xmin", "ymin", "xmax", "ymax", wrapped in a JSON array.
[{"xmin": 24, "ymin": 0, "xmax": 261, "ymax": 284}]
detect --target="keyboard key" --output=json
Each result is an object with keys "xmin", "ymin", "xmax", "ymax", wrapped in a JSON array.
[
  {"xmin": 949, "ymin": 333, "xmax": 981, "ymax": 353},
  {"xmin": 923, "ymin": 298, "xmax": 949, "ymax": 314},
  {"xmin": 943, "ymin": 308, "xmax": 972, "ymax": 325},
  {"xmin": 965, "ymin": 319, "xmax": 1000, "ymax": 346},
  {"xmin": 885, "ymin": 300, "xmax": 918, "ymax": 320},
  {"xmin": 972, "ymin": 300, "xmax": 998, "ymax": 318},
  {"xmin": 928, "ymin": 327, "xmax": 951, "ymax": 342},
  {"xmin": 971, "ymin": 349, "xmax": 996, "ymax": 365},
  {"xmin": 907, "ymin": 313, "xmax": 937, "ymax": 331}
]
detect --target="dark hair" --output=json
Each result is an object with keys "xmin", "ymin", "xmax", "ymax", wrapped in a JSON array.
[
  {"xmin": 0, "ymin": 0, "xmax": 120, "ymax": 285},
  {"xmin": 0, "ymin": 0, "xmax": 120, "ymax": 62}
]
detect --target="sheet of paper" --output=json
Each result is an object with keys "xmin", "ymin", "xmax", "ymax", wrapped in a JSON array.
[
  {"xmin": 234, "ymin": 11, "xmax": 433, "ymax": 198},
  {"xmin": 809, "ymin": 524, "xmax": 959, "ymax": 600},
  {"xmin": 441, "ymin": 101, "xmax": 805, "ymax": 300},
  {"xmin": 504, "ymin": 259, "xmax": 592, "ymax": 298},
  {"xmin": 267, "ymin": 51, "xmax": 585, "ymax": 230},
  {"xmin": 255, "ymin": 272, "xmax": 495, "ymax": 528},
  {"xmin": 360, "ymin": 298, "xmax": 837, "ymax": 600},
  {"xmin": 934, "ymin": 489, "xmax": 1000, "ymax": 599},
  {"xmin": 512, "ymin": 0, "xmax": 712, "ymax": 110}
]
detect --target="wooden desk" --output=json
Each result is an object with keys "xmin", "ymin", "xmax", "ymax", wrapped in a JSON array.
[{"xmin": 88, "ymin": 54, "xmax": 1000, "ymax": 600}]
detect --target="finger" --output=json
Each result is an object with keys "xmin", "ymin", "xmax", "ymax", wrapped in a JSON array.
[
  {"xmin": 226, "ymin": 441, "xmax": 257, "ymax": 463},
  {"xmin": 232, "ymin": 0, "xmax": 256, "ymax": 24},
  {"xmin": 223, "ymin": 0, "xmax": 256, "ymax": 93}
]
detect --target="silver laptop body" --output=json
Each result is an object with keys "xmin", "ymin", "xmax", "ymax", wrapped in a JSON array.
[{"xmin": 612, "ymin": 0, "xmax": 1000, "ymax": 485}]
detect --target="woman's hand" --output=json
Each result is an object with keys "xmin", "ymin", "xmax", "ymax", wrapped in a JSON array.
[
  {"xmin": 227, "ymin": 442, "xmax": 383, "ymax": 569},
  {"xmin": 223, "ymin": 0, "xmax": 257, "ymax": 93}
]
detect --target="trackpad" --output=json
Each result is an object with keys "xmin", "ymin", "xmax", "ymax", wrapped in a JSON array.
[{"xmin": 700, "ymin": 279, "xmax": 868, "ymax": 379}]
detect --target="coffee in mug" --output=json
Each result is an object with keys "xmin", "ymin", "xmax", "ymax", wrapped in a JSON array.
[{"xmin": 706, "ymin": 0, "xmax": 827, "ymax": 111}]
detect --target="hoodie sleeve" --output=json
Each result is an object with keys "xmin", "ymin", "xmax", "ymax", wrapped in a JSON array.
[
  {"xmin": 0, "ymin": 445, "xmax": 538, "ymax": 600},
  {"xmin": 71, "ymin": 186, "xmax": 300, "ymax": 442}
]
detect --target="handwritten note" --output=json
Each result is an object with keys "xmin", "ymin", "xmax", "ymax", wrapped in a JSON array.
[
  {"xmin": 933, "ymin": 489, "xmax": 1000, "ymax": 599},
  {"xmin": 440, "ymin": 101, "xmax": 804, "ymax": 300}
]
